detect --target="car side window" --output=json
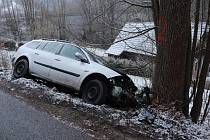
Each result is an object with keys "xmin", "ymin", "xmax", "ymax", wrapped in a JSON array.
[
  {"xmin": 36, "ymin": 42, "xmax": 47, "ymax": 50},
  {"xmin": 42, "ymin": 42, "xmax": 61, "ymax": 53},
  {"xmin": 25, "ymin": 41, "xmax": 40, "ymax": 49},
  {"xmin": 59, "ymin": 44, "xmax": 86, "ymax": 61}
]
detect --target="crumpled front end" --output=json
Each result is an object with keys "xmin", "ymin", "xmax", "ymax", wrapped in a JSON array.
[{"xmin": 108, "ymin": 75, "xmax": 138, "ymax": 107}]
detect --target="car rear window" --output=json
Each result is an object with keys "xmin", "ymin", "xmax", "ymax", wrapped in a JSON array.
[{"xmin": 25, "ymin": 41, "xmax": 40, "ymax": 49}]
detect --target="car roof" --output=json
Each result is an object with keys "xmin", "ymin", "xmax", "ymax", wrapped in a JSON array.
[{"xmin": 32, "ymin": 39, "xmax": 82, "ymax": 49}]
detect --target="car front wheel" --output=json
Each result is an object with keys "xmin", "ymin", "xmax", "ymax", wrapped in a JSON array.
[
  {"xmin": 13, "ymin": 59, "xmax": 29, "ymax": 78},
  {"xmin": 82, "ymin": 79, "xmax": 107, "ymax": 105}
]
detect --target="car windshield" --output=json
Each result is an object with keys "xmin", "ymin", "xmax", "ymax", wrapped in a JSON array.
[{"xmin": 84, "ymin": 49, "xmax": 108, "ymax": 66}]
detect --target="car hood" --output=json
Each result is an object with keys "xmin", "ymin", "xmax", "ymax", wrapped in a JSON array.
[{"xmin": 107, "ymin": 66, "xmax": 138, "ymax": 93}]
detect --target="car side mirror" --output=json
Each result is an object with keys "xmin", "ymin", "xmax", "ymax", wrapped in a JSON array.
[{"xmin": 75, "ymin": 52, "xmax": 89, "ymax": 63}]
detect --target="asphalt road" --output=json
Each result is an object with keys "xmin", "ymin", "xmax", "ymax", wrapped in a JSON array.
[{"xmin": 0, "ymin": 89, "xmax": 93, "ymax": 140}]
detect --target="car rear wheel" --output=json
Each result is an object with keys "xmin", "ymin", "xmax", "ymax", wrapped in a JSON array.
[
  {"xmin": 82, "ymin": 79, "xmax": 107, "ymax": 105},
  {"xmin": 13, "ymin": 59, "xmax": 29, "ymax": 78}
]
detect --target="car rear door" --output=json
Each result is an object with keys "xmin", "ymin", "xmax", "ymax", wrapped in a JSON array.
[
  {"xmin": 49, "ymin": 44, "xmax": 89, "ymax": 89},
  {"xmin": 31, "ymin": 41, "xmax": 63, "ymax": 79}
]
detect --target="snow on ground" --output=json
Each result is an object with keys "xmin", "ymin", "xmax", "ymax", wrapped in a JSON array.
[
  {"xmin": 0, "ymin": 50, "xmax": 15, "ymax": 69},
  {"xmin": 12, "ymin": 78, "xmax": 47, "ymax": 89},
  {"xmin": 0, "ymin": 49, "xmax": 210, "ymax": 139},
  {"xmin": 0, "ymin": 50, "xmax": 15, "ymax": 58},
  {"xmin": 0, "ymin": 69, "xmax": 210, "ymax": 139},
  {"xmin": 0, "ymin": 68, "xmax": 12, "ymax": 80}
]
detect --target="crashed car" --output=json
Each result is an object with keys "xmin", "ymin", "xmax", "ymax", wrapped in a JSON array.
[{"xmin": 12, "ymin": 39, "xmax": 138, "ymax": 105}]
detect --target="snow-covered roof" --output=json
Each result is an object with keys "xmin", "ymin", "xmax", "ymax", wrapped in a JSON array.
[
  {"xmin": 106, "ymin": 22, "xmax": 208, "ymax": 56},
  {"xmin": 106, "ymin": 22, "xmax": 156, "ymax": 56}
]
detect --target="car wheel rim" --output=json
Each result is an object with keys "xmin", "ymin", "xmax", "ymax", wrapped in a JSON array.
[
  {"xmin": 16, "ymin": 62, "xmax": 25, "ymax": 76},
  {"xmin": 87, "ymin": 86, "xmax": 98, "ymax": 100}
]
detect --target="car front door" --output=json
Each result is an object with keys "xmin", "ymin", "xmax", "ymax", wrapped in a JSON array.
[
  {"xmin": 31, "ymin": 41, "xmax": 62, "ymax": 79},
  {"xmin": 49, "ymin": 44, "xmax": 89, "ymax": 89}
]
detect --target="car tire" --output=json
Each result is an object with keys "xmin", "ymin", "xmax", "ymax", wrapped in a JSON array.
[
  {"xmin": 13, "ymin": 59, "xmax": 29, "ymax": 78},
  {"xmin": 82, "ymin": 79, "xmax": 107, "ymax": 105}
]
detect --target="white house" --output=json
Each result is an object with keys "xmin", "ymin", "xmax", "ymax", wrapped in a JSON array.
[
  {"xmin": 106, "ymin": 22, "xmax": 156, "ymax": 60},
  {"xmin": 106, "ymin": 22, "xmax": 207, "ymax": 60},
  {"xmin": 106, "ymin": 22, "xmax": 210, "ymax": 87}
]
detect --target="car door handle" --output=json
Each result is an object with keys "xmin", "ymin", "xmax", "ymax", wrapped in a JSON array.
[
  {"xmin": 35, "ymin": 52, "xmax": 39, "ymax": 55},
  {"xmin": 54, "ymin": 59, "xmax": 61, "ymax": 61}
]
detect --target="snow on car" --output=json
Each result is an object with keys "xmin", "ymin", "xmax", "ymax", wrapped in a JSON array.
[{"xmin": 12, "ymin": 39, "xmax": 138, "ymax": 105}]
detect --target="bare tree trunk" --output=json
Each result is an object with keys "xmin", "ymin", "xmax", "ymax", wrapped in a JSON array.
[
  {"xmin": 182, "ymin": 0, "xmax": 202, "ymax": 117},
  {"xmin": 2, "ymin": 0, "xmax": 22, "ymax": 41},
  {"xmin": 151, "ymin": 0, "xmax": 159, "ymax": 40},
  {"xmin": 190, "ymin": 0, "xmax": 210, "ymax": 123},
  {"xmin": 191, "ymin": 31, "xmax": 210, "ymax": 122},
  {"xmin": 56, "ymin": 0, "xmax": 66, "ymax": 40},
  {"xmin": 183, "ymin": 34, "xmax": 191, "ymax": 116},
  {"xmin": 190, "ymin": 0, "xmax": 201, "ymax": 103},
  {"xmin": 21, "ymin": 0, "xmax": 36, "ymax": 39},
  {"xmin": 190, "ymin": 26, "xmax": 210, "ymax": 123},
  {"xmin": 201, "ymin": 91, "xmax": 210, "ymax": 123},
  {"xmin": 152, "ymin": 0, "xmax": 191, "ymax": 113},
  {"xmin": 109, "ymin": 0, "xmax": 116, "ymax": 43},
  {"xmin": 80, "ymin": 0, "xmax": 94, "ymax": 42}
]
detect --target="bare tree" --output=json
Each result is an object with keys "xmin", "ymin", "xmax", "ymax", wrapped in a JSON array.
[
  {"xmin": 55, "ymin": 0, "xmax": 67, "ymax": 40},
  {"xmin": 20, "ymin": 0, "xmax": 36, "ymax": 39},
  {"xmin": 80, "ymin": 0, "xmax": 96, "ymax": 42},
  {"xmin": 152, "ymin": 0, "xmax": 192, "ymax": 115},
  {"xmin": 1, "ymin": 0, "xmax": 22, "ymax": 41},
  {"xmin": 190, "ymin": 0, "xmax": 210, "ymax": 122}
]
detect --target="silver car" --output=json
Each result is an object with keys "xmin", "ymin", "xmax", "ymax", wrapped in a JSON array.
[{"xmin": 12, "ymin": 39, "xmax": 137, "ymax": 105}]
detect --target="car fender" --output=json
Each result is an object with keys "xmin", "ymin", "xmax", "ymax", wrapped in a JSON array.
[
  {"xmin": 76, "ymin": 62, "xmax": 121, "ymax": 90},
  {"xmin": 13, "ymin": 50, "xmax": 33, "ymax": 70}
]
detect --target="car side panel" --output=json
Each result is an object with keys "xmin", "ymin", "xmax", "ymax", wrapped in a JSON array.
[
  {"xmin": 13, "ymin": 44, "xmax": 54, "ymax": 80},
  {"xmin": 13, "ymin": 41, "xmax": 122, "ymax": 92},
  {"xmin": 49, "ymin": 55, "xmax": 88, "ymax": 89},
  {"xmin": 30, "ymin": 50, "xmax": 56, "ymax": 79},
  {"xmin": 75, "ymin": 62, "xmax": 121, "ymax": 90}
]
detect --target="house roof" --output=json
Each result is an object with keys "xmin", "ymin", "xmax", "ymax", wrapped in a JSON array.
[
  {"xmin": 106, "ymin": 22, "xmax": 208, "ymax": 56},
  {"xmin": 106, "ymin": 22, "xmax": 156, "ymax": 56}
]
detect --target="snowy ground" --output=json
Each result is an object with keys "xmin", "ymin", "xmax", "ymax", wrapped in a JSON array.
[
  {"xmin": 0, "ymin": 69, "xmax": 209, "ymax": 139},
  {"xmin": 0, "ymin": 50, "xmax": 14, "ymax": 69},
  {"xmin": 0, "ymin": 49, "xmax": 210, "ymax": 139}
]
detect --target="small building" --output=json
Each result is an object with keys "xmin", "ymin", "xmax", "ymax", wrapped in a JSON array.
[
  {"xmin": 106, "ymin": 22, "xmax": 207, "ymax": 61},
  {"xmin": 105, "ymin": 22, "xmax": 156, "ymax": 61},
  {"xmin": 106, "ymin": 22, "xmax": 209, "ymax": 78}
]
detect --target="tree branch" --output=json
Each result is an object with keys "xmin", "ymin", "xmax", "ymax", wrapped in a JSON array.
[{"xmin": 122, "ymin": 0, "xmax": 152, "ymax": 8}]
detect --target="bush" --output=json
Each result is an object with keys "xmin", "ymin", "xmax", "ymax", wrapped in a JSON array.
[
  {"xmin": 4, "ymin": 41, "xmax": 16, "ymax": 50},
  {"xmin": 105, "ymin": 57, "xmax": 153, "ymax": 77},
  {"xmin": 0, "ymin": 37, "xmax": 16, "ymax": 51}
]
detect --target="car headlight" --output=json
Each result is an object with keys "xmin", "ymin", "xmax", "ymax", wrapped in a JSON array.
[
  {"xmin": 112, "ymin": 86, "xmax": 123, "ymax": 97},
  {"xmin": 109, "ymin": 76, "xmax": 138, "ymax": 93}
]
